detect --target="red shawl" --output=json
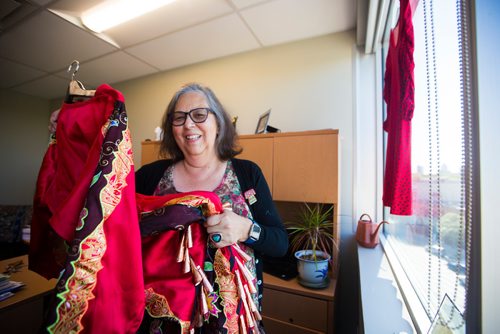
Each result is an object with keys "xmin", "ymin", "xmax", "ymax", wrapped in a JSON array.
[
  {"xmin": 137, "ymin": 192, "xmax": 261, "ymax": 334},
  {"xmin": 29, "ymin": 85, "xmax": 145, "ymax": 333}
]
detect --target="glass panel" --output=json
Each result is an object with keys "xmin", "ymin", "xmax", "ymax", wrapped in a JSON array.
[
  {"xmin": 429, "ymin": 294, "xmax": 465, "ymax": 334},
  {"xmin": 383, "ymin": 0, "xmax": 466, "ymax": 327}
]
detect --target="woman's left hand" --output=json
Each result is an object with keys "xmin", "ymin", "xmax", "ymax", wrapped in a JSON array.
[{"xmin": 205, "ymin": 210, "xmax": 253, "ymax": 248}]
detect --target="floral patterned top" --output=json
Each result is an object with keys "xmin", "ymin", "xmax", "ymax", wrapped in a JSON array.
[{"xmin": 155, "ymin": 160, "xmax": 254, "ymax": 222}]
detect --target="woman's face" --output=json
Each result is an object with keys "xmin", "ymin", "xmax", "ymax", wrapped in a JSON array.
[{"xmin": 172, "ymin": 91, "xmax": 219, "ymax": 160}]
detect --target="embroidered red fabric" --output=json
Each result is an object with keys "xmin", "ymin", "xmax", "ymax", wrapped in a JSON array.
[
  {"xmin": 137, "ymin": 192, "xmax": 222, "ymax": 330},
  {"xmin": 136, "ymin": 192, "xmax": 259, "ymax": 333},
  {"xmin": 29, "ymin": 85, "xmax": 145, "ymax": 333},
  {"xmin": 383, "ymin": 0, "xmax": 415, "ymax": 216}
]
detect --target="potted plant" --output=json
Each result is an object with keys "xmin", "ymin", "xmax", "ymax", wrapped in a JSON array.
[{"xmin": 286, "ymin": 203, "xmax": 336, "ymax": 288}]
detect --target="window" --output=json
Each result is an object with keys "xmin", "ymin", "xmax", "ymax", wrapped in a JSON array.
[{"xmin": 381, "ymin": 0, "xmax": 475, "ymax": 332}]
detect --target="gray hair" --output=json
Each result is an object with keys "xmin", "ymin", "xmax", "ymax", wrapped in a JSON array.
[{"xmin": 160, "ymin": 83, "xmax": 241, "ymax": 161}]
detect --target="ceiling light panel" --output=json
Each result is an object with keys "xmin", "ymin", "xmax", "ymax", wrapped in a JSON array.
[
  {"xmin": 81, "ymin": 0, "xmax": 177, "ymax": 33},
  {"xmin": 104, "ymin": 0, "xmax": 232, "ymax": 48}
]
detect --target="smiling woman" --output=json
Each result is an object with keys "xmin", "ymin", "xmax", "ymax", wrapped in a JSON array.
[{"xmin": 135, "ymin": 82, "xmax": 288, "ymax": 333}]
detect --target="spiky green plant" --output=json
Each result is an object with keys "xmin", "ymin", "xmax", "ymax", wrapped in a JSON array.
[{"xmin": 286, "ymin": 203, "xmax": 337, "ymax": 263}]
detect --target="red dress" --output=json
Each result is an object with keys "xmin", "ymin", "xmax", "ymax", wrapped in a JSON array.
[
  {"xmin": 29, "ymin": 85, "xmax": 145, "ymax": 333},
  {"xmin": 383, "ymin": 0, "xmax": 415, "ymax": 216}
]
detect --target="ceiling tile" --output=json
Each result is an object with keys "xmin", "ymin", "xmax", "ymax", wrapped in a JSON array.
[
  {"xmin": 0, "ymin": 58, "xmax": 46, "ymax": 88},
  {"xmin": 126, "ymin": 14, "xmax": 260, "ymax": 71},
  {"xmin": 104, "ymin": 0, "xmax": 233, "ymax": 48},
  {"xmin": 12, "ymin": 75, "xmax": 69, "ymax": 99},
  {"xmin": 30, "ymin": 0, "xmax": 54, "ymax": 6},
  {"xmin": 0, "ymin": 11, "xmax": 116, "ymax": 72},
  {"xmin": 240, "ymin": 0, "xmax": 356, "ymax": 46},
  {"xmin": 0, "ymin": 0, "xmax": 21, "ymax": 18},
  {"xmin": 229, "ymin": 0, "xmax": 269, "ymax": 10},
  {"xmin": 54, "ymin": 52, "xmax": 159, "ymax": 88}
]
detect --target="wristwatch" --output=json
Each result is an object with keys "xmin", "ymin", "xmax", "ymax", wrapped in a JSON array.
[{"xmin": 246, "ymin": 221, "xmax": 261, "ymax": 244}]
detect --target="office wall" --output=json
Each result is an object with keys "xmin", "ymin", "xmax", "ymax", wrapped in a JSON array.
[{"xmin": 0, "ymin": 89, "xmax": 50, "ymax": 204}]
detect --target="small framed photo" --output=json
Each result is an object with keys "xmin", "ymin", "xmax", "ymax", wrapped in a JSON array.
[{"xmin": 255, "ymin": 109, "xmax": 271, "ymax": 134}]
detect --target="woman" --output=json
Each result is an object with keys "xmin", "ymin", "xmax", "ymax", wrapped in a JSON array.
[{"xmin": 136, "ymin": 83, "xmax": 288, "ymax": 333}]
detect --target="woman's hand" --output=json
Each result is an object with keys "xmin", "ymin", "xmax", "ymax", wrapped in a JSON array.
[
  {"xmin": 205, "ymin": 210, "xmax": 253, "ymax": 248},
  {"xmin": 49, "ymin": 108, "xmax": 60, "ymax": 133}
]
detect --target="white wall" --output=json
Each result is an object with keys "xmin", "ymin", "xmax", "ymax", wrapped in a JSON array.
[{"xmin": 0, "ymin": 89, "xmax": 50, "ymax": 204}]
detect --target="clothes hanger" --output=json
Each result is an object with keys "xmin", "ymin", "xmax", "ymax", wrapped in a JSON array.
[{"xmin": 64, "ymin": 60, "xmax": 96, "ymax": 103}]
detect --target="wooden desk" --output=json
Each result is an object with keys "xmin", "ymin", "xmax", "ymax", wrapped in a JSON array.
[
  {"xmin": 262, "ymin": 273, "xmax": 336, "ymax": 334},
  {"xmin": 0, "ymin": 255, "xmax": 56, "ymax": 333}
]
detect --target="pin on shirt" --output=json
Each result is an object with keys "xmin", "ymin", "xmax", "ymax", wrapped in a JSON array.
[{"xmin": 244, "ymin": 189, "xmax": 257, "ymax": 205}]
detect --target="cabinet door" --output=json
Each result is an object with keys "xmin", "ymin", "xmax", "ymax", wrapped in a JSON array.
[
  {"xmin": 262, "ymin": 317, "xmax": 323, "ymax": 334},
  {"xmin": 273, "ymin": 133, "xmax": 338, "ymax": 203},
  {"xmin": 141, "ymin": 141, "xmax": 161, "ymax": 166},
  {"xmin": 262, "ymin": 288, "xmax": 328, "ymax": 332},
  {"xmin": 237, "ymin": 137, "xmax": 274, "ymax": 194}
]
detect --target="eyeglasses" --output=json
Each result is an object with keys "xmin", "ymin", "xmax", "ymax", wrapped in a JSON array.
[{"xmin": 169, "ymin": 108, "xmax": 213, "ymax": 126}]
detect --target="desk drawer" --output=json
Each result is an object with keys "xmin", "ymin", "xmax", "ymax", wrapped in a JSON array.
[
  {"xmin": 262, "ymin": 316, "xmax": 323, "ymax": 334},
  {"xmin": 262, "ymin": 287, "xmax": 327, "ymax": 331}
]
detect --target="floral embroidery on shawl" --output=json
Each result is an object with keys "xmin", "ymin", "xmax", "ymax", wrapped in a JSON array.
[{"xmin": 48, "ymin": 104, "xmax": 134, "ymax": 333}]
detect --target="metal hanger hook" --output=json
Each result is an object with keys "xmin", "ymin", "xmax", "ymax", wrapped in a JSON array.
[{"xmin": 67, "ymin": 60, "xmax": 80, "ymax": 80}]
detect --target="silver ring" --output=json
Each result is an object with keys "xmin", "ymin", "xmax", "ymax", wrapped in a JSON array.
[{"xmin": 211, "ymin": 233, "xmax": 222, "ymax": 243}]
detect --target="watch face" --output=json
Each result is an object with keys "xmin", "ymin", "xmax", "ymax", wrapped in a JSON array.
[{"xmin": 250, "ymin": 223, "xmax": 261, "ymax": 241}]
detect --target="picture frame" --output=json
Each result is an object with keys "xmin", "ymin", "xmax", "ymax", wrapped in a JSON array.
[{"xmin": 255, "ymin": 109, "xmax": 271, "ymax": 134}]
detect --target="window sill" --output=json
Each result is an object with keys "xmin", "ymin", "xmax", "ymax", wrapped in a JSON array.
[{"xmin": 357, "ymin": 237, "xmax": 416, "ymax": 333}]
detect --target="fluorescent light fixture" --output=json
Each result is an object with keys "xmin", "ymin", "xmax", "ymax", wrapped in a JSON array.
[{"xmin": 81, "ymin": 0, "xmax": 176, "ymax": 33}]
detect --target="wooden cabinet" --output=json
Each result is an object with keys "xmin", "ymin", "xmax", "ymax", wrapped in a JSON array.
[
  {"xmin": 141, "ymin": 140, "xmax": 162, "ymax": 166},
  {"xmin": 140, "ymin": 129, "xmax": 339, "ymax": 333},
  {"xmin": 237, "ymin": 129, "xmax": 338, "ymax": 203},
  {"xmin": 236, "ymin": 136, "xmax": 274, "ymax": 193},
  {"xmin": 238, "ymin": 130, "xmax": 340, "ymax": 279},
  {"xmin": 262, "ymin": 273, "xmax": 336, "ymax": 334},
  {"xmin": 273, "ymin": 132, "xmax": 338, "ymax": 203}
]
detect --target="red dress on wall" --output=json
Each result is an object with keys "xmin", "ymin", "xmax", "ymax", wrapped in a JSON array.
[{"xmin": 383, "ymin": 0, "xmax": 415, "ymax": 216}]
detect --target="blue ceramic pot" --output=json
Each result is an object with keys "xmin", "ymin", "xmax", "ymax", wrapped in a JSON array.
[{"xmin": 294, "ymin": 250, "xmax": 330, "ymax": 285}]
